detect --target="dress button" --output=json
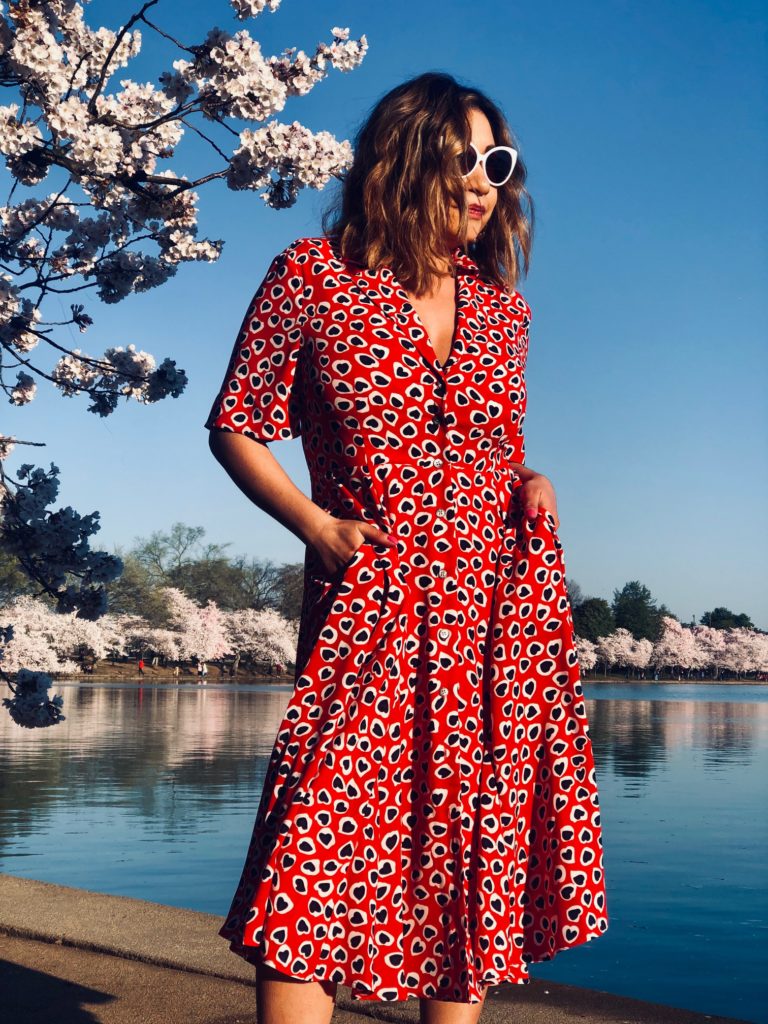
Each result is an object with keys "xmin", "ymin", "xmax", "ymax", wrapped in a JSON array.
[
  {"xmin": 436, "ymin": 508, "xmax": 446, "ymax": 518},
  {"xmin": 439, "ymin": 686, "xmax": 448, "ymax": 695},
  {"xmin": 437, "ymin": 569, "xmax": 447, "ymax": 578},
  {"xmin": 433, "ymin": 458, "xmax": 443, "ymax": 467},
  {"xmin": 438, "ymin": 628, "xmax": 450, "ymax": 640}
]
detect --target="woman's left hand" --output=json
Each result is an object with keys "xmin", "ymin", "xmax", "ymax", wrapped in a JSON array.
[{"xmin": 517, "ymin": 471, "xmax": 560, "ymax": 529}]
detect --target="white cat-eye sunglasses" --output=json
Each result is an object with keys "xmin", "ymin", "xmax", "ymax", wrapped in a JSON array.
[{"xmin": 439, "ymin": 136, "xmax": 519, "ymax": 187}]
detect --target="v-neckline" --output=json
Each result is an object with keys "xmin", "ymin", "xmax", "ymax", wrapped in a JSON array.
[
  {"xmin": 397, "ymin": 272, "xmax": 460, "ymax": 371},
  {"xmin": 344, "ymin": 241, "xmax": 481, "ymax": 374},
  {"xmin": 387, "ymin": 251, "xmax": 472, "ymax": 373}
]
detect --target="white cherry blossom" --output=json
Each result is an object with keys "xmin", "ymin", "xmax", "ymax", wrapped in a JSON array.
[
  {"xmin": 230, "ymin": 0, "xmax": 282, "ymax": 20},
  {"xmin": 0, "ymin": 0, "xmax": 366, "ymax": 723},
  {"xmin": 0, "ymin": 0, "xmax": 364, "ymax": 423}
]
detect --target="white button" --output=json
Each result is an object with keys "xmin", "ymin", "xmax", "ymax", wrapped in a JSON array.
[
  {"xmin": 433, "ymin": 458, "xmax": 443, "ymax": 467},
  {"xmin": 436, "ymin": 508, "xmax": 446, "ymax": 518},
  {"xmin": 439, "ymin": 686, "xmax": 448, "ymax": 695},
  {"xmin": 437, "ymin": 569, "xmax": 447, "ymax": 578},
  {"xmin": 438, "ymin": 628, "xmax": 450, "ymax": 640}
]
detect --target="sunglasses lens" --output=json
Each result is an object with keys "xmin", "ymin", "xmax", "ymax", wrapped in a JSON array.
[
  {"xmin": 485, "ymin": 149, "xmax": 514, "ymax": 185},
  {"xmin": 457, "ymin": 146, "xmax": 478, "ymax": 177}
]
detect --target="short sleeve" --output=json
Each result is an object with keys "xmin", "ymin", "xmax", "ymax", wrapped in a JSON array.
[{"xmin": 204, "ymin": 242, "xmax": 308, "ymax": 443}]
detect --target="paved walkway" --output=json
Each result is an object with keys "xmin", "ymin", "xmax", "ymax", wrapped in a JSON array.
[{"xmin": 0, "ymin": 874, "xmax": 748, "ymax": 1023}]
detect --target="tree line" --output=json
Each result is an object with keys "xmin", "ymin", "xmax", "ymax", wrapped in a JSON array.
[
  {"xmin": 1, "ymin": 522, "xmax": 764, "ymax": 720},
  {"xmin": 1, "ymin": 521, "xmax": 759, "ymax": 647},
  {"xmin": 0, "ymin": 522, "xmax": 305, "ymax": 624},
  {"xmin": 566, "ymin": 579, "xmax": 757, "ymax": 644}
]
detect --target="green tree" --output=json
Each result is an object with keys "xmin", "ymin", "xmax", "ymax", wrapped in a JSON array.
[
  {"xmin": 0, "ymin": 546, "xmax": 36, "ymax": 605},
  {"xmin": 169, "ymin": 556, "xmax": 247, "ymax": 610},
  {"xmin": 275, "ymin": 562, "xmax": 307, "ymax": 621},
  {"xmin": 229, "ymin": 554, "xmax": 287, "ymax": 611},
  {"xmin": 701, "ymin": 606, "xmax": 754, "ymax": 629},
  {"xmin": 612, "ymin": 580, "xmax": 664, "ymax": 642},
  {"xmin": 105, "ymin": 551, "xmax": 168, "ymax": 626},
  {"xmin": 565, "ymin": 577, "xmax": 584, "ymax": 608},
  {"xmin": 117, "ymin": 522, "xmax": 301, "ymax": 616},
  {"xmin": 657, "ymin": 603, "xmax": 678, "ymax": 623},
  {"xmin": 131, "ymin": 523, "xmax": 228, "ymax": 587},
  {"xmin": 572, "ymin": 597, "xmax": 615, "ymax": 643}
]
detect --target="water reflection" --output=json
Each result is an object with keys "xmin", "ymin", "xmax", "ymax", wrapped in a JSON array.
[
  {"xmin": 1, "ymin": 681, "xmax": 766, "ymax": 1023},
  {"xmin": 587, "ymin": 690, "xmax": 765, "ymax": 774}
]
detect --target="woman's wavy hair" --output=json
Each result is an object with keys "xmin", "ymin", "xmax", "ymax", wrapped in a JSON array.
[{"xmin": 321, "ymin": 71, "xmax": 533, "ymax": 295}]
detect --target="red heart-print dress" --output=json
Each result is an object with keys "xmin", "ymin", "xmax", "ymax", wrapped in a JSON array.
[{"xmin": 204, "ymin": 235, "xmax": 609, "ymax": 1003}]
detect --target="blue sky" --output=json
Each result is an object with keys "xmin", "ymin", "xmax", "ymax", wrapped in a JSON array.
[{"xmin": 3, "ymin": 0, "xmax": 767, "ymax": 627}]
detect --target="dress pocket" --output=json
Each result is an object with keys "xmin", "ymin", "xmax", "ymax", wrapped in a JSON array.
[{"xmin": 308, "ymin": 541, "xmax": 379, "ymax": 600}]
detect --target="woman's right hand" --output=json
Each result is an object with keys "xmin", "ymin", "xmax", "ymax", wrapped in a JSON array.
[{"xmin": 306, "ymin": 514, "xmax": 397, "ymax": 577}]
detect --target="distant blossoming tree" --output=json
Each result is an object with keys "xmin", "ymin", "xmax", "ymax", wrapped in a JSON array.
[
  {"xmin": 594, "ymin": 628, "xmax": 635, "ymax": 675},
  {"xmin": 0, "ymin": 590, "xmax": 302, "ymax": 719},
  {"xmin": 226, "ymin": 605, "xmax": 298, "ymax": 667},
  {"xmin": 718, "ymin": 626, "xmax": 767, "ymax": 679},
  {"xmin": 0, "ymin": 0, "xmax": 366, "ymax": 724},
  {"xmin": 690, "ymin": 624, "xmax": 727, "ymax": 679},
  {"xmin": 574, "ymin": 634, "xmax": 597, "ymax": 672},
  {"xmin": 580, "ymin": 618, "xmax": 768, "ymax": 681},
  {"xmin": 162, "ymin": 586, "xmax": 232, "ymax": 662},
  {"xmin": 650, "ymin": 616, "xmax": 698, "ymax": 676}
]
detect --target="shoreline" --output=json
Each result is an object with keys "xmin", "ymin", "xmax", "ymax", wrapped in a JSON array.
[
  {"xmin": 49, "ymin": 673, "xmax": 768, "ymax": 687},
  {"xmin": 0, "ymin": 873, "xmax": 751, "ymax": 1024}
]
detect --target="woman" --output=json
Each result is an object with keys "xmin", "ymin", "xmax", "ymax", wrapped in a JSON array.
[{"xmin": 205, "ymin": 72, "xmax": 608, "ymax": 1024}]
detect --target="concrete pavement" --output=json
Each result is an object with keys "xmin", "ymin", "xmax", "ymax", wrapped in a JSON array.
[{"xmin": 0, "ymin": 874, "xmax": 750, "ymax": 1024}]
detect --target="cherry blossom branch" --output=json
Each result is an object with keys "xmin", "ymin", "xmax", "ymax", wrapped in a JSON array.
[
  {"xmin": 87, "ymin": 1, "xmax": 162, "ymax": 117},
  {"xmin": 0, "ymin": 0, "xmax": 366, "ymax": 725},
  {"xmin": 139, "ymin": 15, "xmax": 198, "ymax": 55}
]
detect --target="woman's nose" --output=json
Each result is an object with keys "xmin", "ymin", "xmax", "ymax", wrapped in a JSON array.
[{"xmin": 468, "ymin": 167, "xmax": 491, "ymax": 192}]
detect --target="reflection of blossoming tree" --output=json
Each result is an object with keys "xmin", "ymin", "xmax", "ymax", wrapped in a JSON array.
[{"xmin": 0, "ymin": 0, "xmax": 367, "ymax": 724}]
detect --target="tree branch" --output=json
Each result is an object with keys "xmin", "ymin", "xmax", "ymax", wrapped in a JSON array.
[{"xmin": 87, "ymin": 0, "xmax": 161, "ymax": 116}]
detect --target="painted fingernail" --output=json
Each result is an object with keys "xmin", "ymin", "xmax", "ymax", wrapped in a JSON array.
[{"xmin": 525, "ymin": 506, "xmax": 537, "ymax": 518}]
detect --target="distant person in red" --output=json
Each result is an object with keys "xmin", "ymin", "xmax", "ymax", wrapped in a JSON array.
[{"xmin": 137, "ymin": 658, "xmax": 145, "ymax": 678}]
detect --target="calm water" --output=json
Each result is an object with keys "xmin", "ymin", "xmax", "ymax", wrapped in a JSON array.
[{"xmin": 1, "ymin": 680, "xmax": 766, "ymax": 1023}]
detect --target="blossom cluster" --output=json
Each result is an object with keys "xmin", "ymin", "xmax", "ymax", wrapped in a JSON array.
[
  {"xmin": 1, "ymin": 666, "xmax": 65, "ymax": 728},
  {"xmin": 50, "ymin": 345, "xmax": 186, "ymax": 416},
  {"xmin": 0, "ymin": 461, "xmax": 123, "ymax": 619},
  {"xmin": 228, "ymin": 119, "xmax": 353, "ymax": 202},
  {"xmin": 0, "ymin": 1, "xmax": 365, "ymax": 717},
  {"xmin": 230, "ymin": 0, "xmax": 282, "ymax": 21},
  {"xmin": 0, "ymin": 0, "xmax": 364, "ymax": 423}
]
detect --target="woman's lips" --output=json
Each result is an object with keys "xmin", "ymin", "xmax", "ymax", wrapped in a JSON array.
[{"xmin": 469, "ymin": 206, "xmax": 484, "ymax": 218}]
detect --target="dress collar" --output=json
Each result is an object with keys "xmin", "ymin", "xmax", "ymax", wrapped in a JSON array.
[
  {"xmin": 450, "ymin": 244, "xmax": 481, "ymax": 274},
  {"xmin": 347, "ymin": 242, "xmax": 487, "ymax": 373}
]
